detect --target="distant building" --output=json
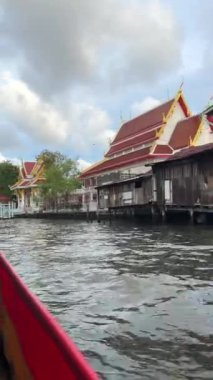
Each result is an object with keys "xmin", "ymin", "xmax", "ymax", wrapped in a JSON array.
[{"xmin": 10, "ymin": 161, "xmax": 45, "ymax": 214}]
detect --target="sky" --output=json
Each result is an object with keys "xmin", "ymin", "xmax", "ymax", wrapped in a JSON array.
[{"xmin": 0, "ymin": 0, "xmax": 212, "ymax": 169}]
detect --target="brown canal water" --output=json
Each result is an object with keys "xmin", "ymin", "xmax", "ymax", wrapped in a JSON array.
[{"xmin": 0, "ymin": 219, "xmax": 213, "ymax": 379}]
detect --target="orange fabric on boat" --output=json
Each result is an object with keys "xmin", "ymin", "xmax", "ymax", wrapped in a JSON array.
[{"xmin": 0, "ymin": 253, "xmax": 99, "ymax": 380}]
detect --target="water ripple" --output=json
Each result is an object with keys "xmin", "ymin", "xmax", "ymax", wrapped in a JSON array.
[{"xmin": 1, "ymin": 219, "xmax": 213, "ymax": 379}]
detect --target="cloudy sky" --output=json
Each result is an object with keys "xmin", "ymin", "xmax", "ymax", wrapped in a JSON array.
[{"xmin": 0, "ymin": 0, "xmax": 212, "ymax": 168}]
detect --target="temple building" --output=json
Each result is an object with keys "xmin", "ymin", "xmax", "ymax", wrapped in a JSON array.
[
  {"xmin": 10, "ymin": 161, "xmax": 45, "ymax": 213},
  {"xmin": 80, "ymin": 90, "xmax": 189, "ymax": 211},
  {"xmin": 80, "ymin": 90, "xmax": 213, "ymax": 212}
]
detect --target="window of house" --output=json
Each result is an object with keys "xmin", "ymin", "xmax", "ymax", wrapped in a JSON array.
[
  {"xmin": 135, "ymin": 181, "xmax": 142, "ymax": 188},
  {"xmin": 183, "ymin": 165, "xmax": 190, "ymax": 177},
  {"xmin": 85, "ymin": 179, "xmax": 90, "ymax": 188},
  {"xmin": 85, "ymin": 194, "xmax": 90, "ymax": 203},
  {"xmin": 123, "ymin": 183, "xmax": 131, "ymax": 192}
]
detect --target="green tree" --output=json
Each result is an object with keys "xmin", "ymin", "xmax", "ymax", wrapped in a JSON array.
[
  {"xmin": 37, "ymin": 150, "xmax": 82, "ymax": 203},
  {"xmin": 36, "ymin": 149, "xmax": 66, "ymax": 169},
  {"xmin": 0, "ymin": 161, "xmax": 19, "ymax": 197}
]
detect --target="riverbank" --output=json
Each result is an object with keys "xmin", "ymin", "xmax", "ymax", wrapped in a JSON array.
[
  {"xmin": 14, "ymin": 205, "xmax": 213, "ymax": 225},
  {"xmin": 15, "ymin": 211, "xmax": 98, "ymax": 220}
]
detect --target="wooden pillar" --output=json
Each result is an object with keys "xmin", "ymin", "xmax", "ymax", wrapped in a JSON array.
[
  {"xmin": 108, "ymin": 208, "xmax": 112, "ymax": 223},
  {"xmin": 151, "ymin": 204, "xmax": 158, "ymax": 223},
  {"xmin": 161, "ymin": 207, "xmax": 166, "ymax": 223},
  {"xmin": 96, "ymin": 208, "xmax": 100, "ymax": 223},
  {"xmin": 86, "ymin": 204, "xmax": 89, "ymax": 222},
  {"xmin": 189, "ymin": 208, "xmax": 194, "ymax": 224}
]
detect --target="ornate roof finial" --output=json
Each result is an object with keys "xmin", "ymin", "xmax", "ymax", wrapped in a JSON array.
[
  {"xmin": 203, "ymin": 96, "xmax": 213, "ymax": 130},
  {"xmin": 178, "ymin": 78, "xmax": 184, "ymax": 93},
  {"xmin": 203, "ymin": 96, "xmax": 213, "ymax": 113},
  {"xmin": 120, "ymin": 110, "xmax": 125, "ymax": 125}
]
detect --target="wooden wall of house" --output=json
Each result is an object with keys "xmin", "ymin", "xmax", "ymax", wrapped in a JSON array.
[
  {"xmin": 199, "ymin": 155, "xmax": 213, "ymax": 205},
  {"xmin": 154, "ymin": 162, "xmax": 198, "ymax": 206},
  {"xmin": 134, "ymin": 177, "xmax": 152, "ymax": 206},
  {"xmin": 154, "ymin": 152, "xmax": 213, "ymax": 207},
  {"xmin": 98, "ymin": 177, "xmax": 152, "ymax": 209}
]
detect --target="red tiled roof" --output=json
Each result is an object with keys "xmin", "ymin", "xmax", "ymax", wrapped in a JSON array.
[
  {"xmin": 23, "ymin": 162, "xmax": 36, "ymax": 176},
  {"xmin": 0, "ymin": 194, "xmax": 11, "ymax": 203},
  {"xmin": 11, "ymin": 178, "xmax": 43, "ymax": 189},
  {"xmin": 19, "ymin": 180, "xmax": 33, "ymax": 187},
  {"xmin": 11, "ymin": 161, "xmax": 44, "ymax": 190},
  {"xmin": 81, "ymin": 93, "xmax": 191, "ymax": 178},
  {"xmin": 111, "ymin": 99, "xmax": 174, "ymax": 145},
  {"xmin": 178, "ymin": 94, "xmax": 191, "ymax": 117},
  {"xmin": 106, "ymin": 128, "xmax": 160, "ymax": 157},
  {"xmin": 163, "ymin": 143, "xmax": 213, "ymax": 163},
  {"xmin": 10, "ymin": 179, "xmax": 31, "ymax": 189},
  {"xmin": 169, "ymin": 115, "xmax": 201, "ymax": 150},
  {"xmin": 33, "ymin": 179, "xmax": 44, "ymax": 185},
  {"xmin": 80, "ymin": 147, "xmax": 151, "ymax": 178},
  {"xmin": 153, "ymin": 144, "xmax": 173, "ymax": 154}
]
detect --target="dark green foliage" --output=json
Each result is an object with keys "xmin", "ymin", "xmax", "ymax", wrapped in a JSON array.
[{"xmin": 0, "ymin": 161, "xmax": 19, "ymax": 197}]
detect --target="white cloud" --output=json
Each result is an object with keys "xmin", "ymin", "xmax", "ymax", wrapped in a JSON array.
[
  {"xmin": 0, "ymin": 72, "xmax": 68, "ymax": 144},
  {"xmin": 0, "ymin": 1, "xmax": 192, "ymax": 163},
  {"xmin": 65, "ymin": 102, "xmax": 115, "ymax": 153},
  {"xmin": 0, "ymin": 152, "xmax": 20, "ymax": 166},
  {"xmin": 197, "ymin": 2, "xmax": 213, "ymax": 77},
  {"xmin": 0, "ymin": 0, "xmax": 183, "ymax": 96},
  {"xmin": 0, "ymin": 71, "xmax": 114, "ymax": 156},
  {"xmin": 77, "ymin": 159, "xmax": 92, "ymax": 171},
  {"xmin": 181, "ymin": 36, "xmax": 206, "ymax": 76},
  {"xmin": 131, "ymin": 96, "xmax": 161, "ymax": 116}
]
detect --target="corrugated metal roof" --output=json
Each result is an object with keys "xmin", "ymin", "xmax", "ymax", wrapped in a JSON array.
[{"xmin": 96, "ymin": 170, "xmax": 152, "ymax": 188}]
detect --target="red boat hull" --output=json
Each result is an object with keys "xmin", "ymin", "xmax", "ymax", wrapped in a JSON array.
[{"xmin": 0, "ymin": 253, "xmax": 99, "ymax": 379}]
